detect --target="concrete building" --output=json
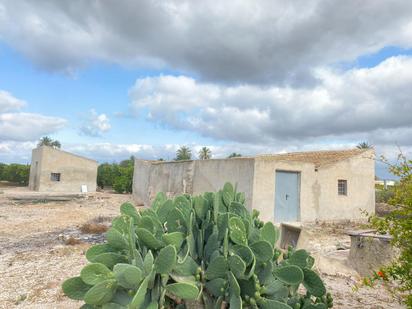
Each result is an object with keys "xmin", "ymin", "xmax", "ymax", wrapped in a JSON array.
[
  {"xmin": 28, "ymin": 146, "xmax": 98, "ymax": 193},
  {"xmin": 133, "ymin": 149, "xmax": 375, "ymax": 223}
]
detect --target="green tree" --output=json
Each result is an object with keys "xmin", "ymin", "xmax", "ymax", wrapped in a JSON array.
[
  {"xmin": 1, "ymin": 163, "xmax": 30, "ymax": 185},
  {"xmin": 228, "ymin": 152, "xmax": 242, "ymax": 158},
  {"xmin": 175, "ymin": 146, "xmax": 192, "ymax": 161},
  {"xmin": 0, "ymin": 163, "xmax": 6, "ymax": 180},
  {"xmin": 198, "ymin": 147, "xmax": 212, "ymax": 160},
  {"xmin": 38, "ymin": 136, "xmax": 61, "ymax": 148},
  {"xmin": 97, "ymin": 163, "xmax": 120, "ymax": 188},
  {"xmin": 97, "ymin": 158, "xmax": 134, "ymax": 194},
  {"xmin": 369, "ymin": 154, "xmax": 412, "ymax": 306},
  {"xmin": 113, "ymin": 165, "xmax": 134, "ymax": 194},
  {"xmin": 357, "ymin": 141, "xmax": 373, "ymax": 149},
  {"xmin": 120, "ymin": 156, "xmax": 135, "ymax": 168}
]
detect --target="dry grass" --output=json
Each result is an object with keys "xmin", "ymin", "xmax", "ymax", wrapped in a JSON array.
[
  {"xmin": 79, "ymin": 222, "xmax": 109, "ymax": 234},
  {"xmin": 64, "ymin": 237, "xmax": 83, "ymax": 246}
]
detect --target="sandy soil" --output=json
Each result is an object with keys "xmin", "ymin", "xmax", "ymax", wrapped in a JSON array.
[{"xmin": 0, "ymin": 187, "xmax": 406, "ymax": 309}]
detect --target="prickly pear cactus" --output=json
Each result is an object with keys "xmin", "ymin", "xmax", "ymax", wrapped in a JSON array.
[{"xmin": 63, "ymin": 183, "xmax": 333, "ymax": 308}]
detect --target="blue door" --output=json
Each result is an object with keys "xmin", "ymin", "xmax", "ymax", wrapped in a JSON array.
[{"xmin": 275, "ymin": 171, "xmax": 300, "ymax": 222}]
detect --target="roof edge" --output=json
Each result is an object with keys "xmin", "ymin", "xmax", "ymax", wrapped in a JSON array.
[{"xmin": 35, "ymin": 146, "xmax": 98, "ymax": 164}]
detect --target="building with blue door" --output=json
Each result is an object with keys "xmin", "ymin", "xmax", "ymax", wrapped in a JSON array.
[{"xmin": 133, "ymin": 148, "xmax": 375, "ymax": 223}]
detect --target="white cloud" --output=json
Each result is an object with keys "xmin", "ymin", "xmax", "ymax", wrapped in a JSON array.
[
  {"xmin": 0, "ymin": 90, "xmax": 66, "ymax": 142},
  {"xmin": 130, "ymin": 56, "xmax": 412, "ymax": 145},
  {"xmin": 0, "ymin": 112, "xmax": 67, "ymax": 141},
  {"xmin": 0, "ymin": 141, "xmax": 36, "ymax": 163},
  {"xmin": 80, "ymin": 109, "xmax": 111, "ymax": 137},
  {"xmin": 0, "ymin": 90, "xmax": 26, "ymax": 112},
  {"xmin": 1, "ymin": 1, "xmax": 412, "ymax": 83}
]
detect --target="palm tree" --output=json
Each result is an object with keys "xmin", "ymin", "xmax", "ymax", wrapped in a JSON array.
[
  {"xmin": 38, "ymin": 136, "xmax": 61, "ymax": 149},
  {"xmin": 357, "ymin": 142, "xmax": 373, "ymax": 149},
  {"xmin": 198, "ymin": 147, "xmax": 212, "ymax": 160},
  {"xmin": 51, "ymin": 140, "xmax": 61, "ymax": 148},
  {"xmin": 228, "ymin": 152, "xmax": 242, "ymax": 158},
  {"xmin": 175, "ymin": 146, "xmax": 192, "ymax": 161}
]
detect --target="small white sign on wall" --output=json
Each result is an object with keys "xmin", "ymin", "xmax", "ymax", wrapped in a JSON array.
[{"xmin": 81, "ymin": 185, "xmax": 88, "ymax": 193}]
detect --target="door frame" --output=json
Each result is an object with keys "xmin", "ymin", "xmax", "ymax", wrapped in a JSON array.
[{"xmin": 274, "ymin": 169, "xmax": 302, "ymax": 222}]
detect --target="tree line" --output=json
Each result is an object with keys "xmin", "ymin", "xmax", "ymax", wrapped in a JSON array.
[
  {"xmin": 171, "ymin": 146, "xmax": 242, "ymax": 161},
  {"xmin": 0, "ymin": 163, "xmax": 30, "ymax": 185},
  {"xmin": 97, "ymin": 157, "xmax": 134, "ymax": 193}
]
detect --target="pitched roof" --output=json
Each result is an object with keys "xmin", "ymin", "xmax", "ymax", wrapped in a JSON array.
[{"xmin": 257, "ymin": 148, "xmax": 372, "ymax": 168}]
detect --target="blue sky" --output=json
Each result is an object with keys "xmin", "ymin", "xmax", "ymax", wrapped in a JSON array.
[
  {"xmin": 0, "ymin": 41, "xmax": 221, "ymax": 155},
  {"xmin": 1, "ymin": 1, "xmax": 412, "ymax": 179},
  {"xmin": 0, "ymin": 42, "xmax": 203, "ymax": 145}
]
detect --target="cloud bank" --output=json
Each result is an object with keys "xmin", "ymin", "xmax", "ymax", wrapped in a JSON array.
[
  {"xmin": 130, "ymin": 56, "xmax": 412, "ymax": 146},
  {"xmin": 1, "ymin": 1, "xmax": 412, "ymax": 83},
  {"xmin": 0, "ymin": 91, "xmax": 66, "ymax": 142}
]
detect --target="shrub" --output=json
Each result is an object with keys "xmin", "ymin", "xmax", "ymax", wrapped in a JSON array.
[
  {"xmin": 62, "ymin": 183, "xmax": 332, "ymax": 308},
  {"xmin": 113, "ymin": 167, "xmax": 133, "ymax": 194},
  {"xmin": 97, "ymin": 157, "xmax": 134, "ymax": 193},
  {"xmin": 0, "ymin": 163, "xmax": 30, "ymax": 185},
  {"xmin": 97, "ymin": 163, "xmax": 120, "ymax": 189},
  {"xmin": 369, "ymin": 155, "xmax": 412, "ymax": 307},
  {"xmin": 375, "ymin": 188, "xmax": 395, "ymax": 204},
  {"xmin": 80, "ymin": 223, "xmax": 109, "ymax": 234},
  {"xmin": 65, "ymin": 237, "xmax": 83, "ymax": 246}
]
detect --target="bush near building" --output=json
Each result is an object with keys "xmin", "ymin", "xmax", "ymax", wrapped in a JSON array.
[
  {"xmin": 370, "ymin": 155, "xmax": 412, "ymax": 307},
  {"xmin": 375, "ymin": 187, "xmax": 395, "ymax": 203},
  {"xmin": 0, "ymin": 163, "xmax": 30, "ymax": 185},
  {"xmin": 97, "ymin": 156, "xmax": 134, "ymax": 194}
]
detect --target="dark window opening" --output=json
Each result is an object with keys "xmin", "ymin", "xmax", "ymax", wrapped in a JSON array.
[
  {"xmin": 51, "ymin": 173, "xmax": 61, "ymax": 182},
  {"xmin": 338, "ymin": 179, "xmax": 347, "ymax": 195}
]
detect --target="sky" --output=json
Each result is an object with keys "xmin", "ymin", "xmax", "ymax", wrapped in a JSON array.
[{"xmin": 0, "ymin": 1, "xmax": 412, "ymax": 178}]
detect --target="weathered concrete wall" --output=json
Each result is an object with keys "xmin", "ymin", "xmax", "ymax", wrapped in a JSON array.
[
  {"xmin": 133, "ymin": 160, "xmax": 153, "ymax": 205},
  {"xmin": 193, "ymin": 158, "xmax": 255, "ymax": 208},
  {"xmin": 313, "ymin": 150, "xmax": 375, "ymax": 221},
  {"xmin": 348, "ymin": 234, "xmax": 396, "ymax": 276},
  {"xmin": 253, "ymin": 149, "xmax": 375, "ymax": 222},
  {"xmin": 28, "ymin": 147, "xmax": 43, "ymax": 191},
  {"xmin": 133, "ymin": 160, "xmax": 194, "ymax": 206},
  {"xmin": 133, "ymin": 158, "xmax": 255, "ymax": 208},
  {"xmin": 252, "ymin": 157, "xmax": 315, "ymax": 222},
  {"xmin": 29, "ymin": 146, "xmax": 98, "ymax": 193}
]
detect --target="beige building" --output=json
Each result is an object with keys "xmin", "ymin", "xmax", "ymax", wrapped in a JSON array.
[
  {"xmin": 133, "ymin": 149, "xmax": 375, "ymax": 223},
  {"xmin": 29, "ymin": 146, "xmax": 98, "ymax": 193}
]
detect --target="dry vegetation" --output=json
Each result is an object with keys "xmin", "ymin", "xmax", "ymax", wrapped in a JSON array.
[
  {"xmin": 79, "ymin": 222, "xmax": 109, "ymax": 234},
  {"xmin": 0, "ymin": 186, "xmax": 405, "ymax": 308}
]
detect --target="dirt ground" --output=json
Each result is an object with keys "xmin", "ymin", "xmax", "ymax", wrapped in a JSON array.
[{"xmin": 0, "ymin": 187, "xmax": 406, "ymax": 309}]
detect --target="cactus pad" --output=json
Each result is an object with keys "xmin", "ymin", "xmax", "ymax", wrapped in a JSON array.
[{"xmin": 273, "ymin": 265, "xmax": 304, "ymax": 285}]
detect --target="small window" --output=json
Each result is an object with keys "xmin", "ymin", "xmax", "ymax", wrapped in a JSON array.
[
  {"xmin": 51, "ymin": 173, "xmax": 61, "ymax": 182},
  {"xmin": 338, "ymin": 179, "xmax": 347, "ymax": 195}
]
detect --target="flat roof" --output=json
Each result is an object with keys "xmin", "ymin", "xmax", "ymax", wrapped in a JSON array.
[
  {"xmin": 257, "ymin": 148, "xmax": 372, "ymax": 167},
  {"xmin": 36, "ymin": 146, "xmax": 98, "ymax": 163},
  {"xmin": 139, "ymin": 148, "xmax": 372, "ymax": 168}
]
